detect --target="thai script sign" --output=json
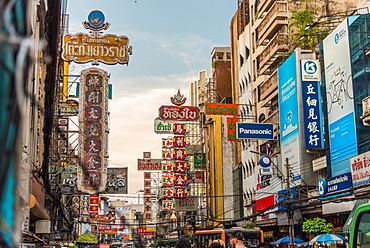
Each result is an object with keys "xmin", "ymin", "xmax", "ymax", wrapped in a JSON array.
[
  {"xmin": 194, "ymin": 153, "xmax": 206, "ymax": 169},
  {"xmin": 106, "ymin": 167, "xmax": 127, "ymax": 194},
  {"xmin": 58, "ymin": 100, "xmax": 79, "ymax": 116},
  {"xmin": 62, "ymin": 32, "xmax": 132, "ymax": 65},
  {"xmin": 158, "ymin": 105, "xmax": 200, "ymax": 121},
  {"xmin": 236, "ymin": 123, "xmax": 274, "ymax": 140},
  {"xmin": 77, "ymin": 68, "xmax": 108, "ymax": 193},
  {"xmin": 350, "ymin": 151, "xmax": 370, "ymax": 187},
  {"xmin": 98, "ymin": 225, "xmax": 112, "ymax": 233},
  {"xmin": 137, "ymin": 159, "xmax": 161, "ymax": 171},
  {"xmin": 176, "ymin": 197, "xmax": 198, "ymax": 211},
  {"xmin": 204, "ymin": 102, "xmax": 238, "ymax": 115},
  {"xmin": 154, "ymin": 118, "xmax": 173, "ymax": 134},
  {"xmin": 318, "ymin": 172, "xmax": 352, "ymax": 195}
]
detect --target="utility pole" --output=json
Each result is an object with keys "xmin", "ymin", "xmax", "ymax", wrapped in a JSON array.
[{"xmin": 285, "ymin": 158, "xmax": 294, "ymax": 248}]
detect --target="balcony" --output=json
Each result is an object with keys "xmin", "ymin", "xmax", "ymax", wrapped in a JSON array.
[
  {"xmin": 257, "ymin": 2, "xmax": 288, "ymax": 44},
  {"xmin": 258, "ymin": 33, "xmax": 288, "ymax": 70},
  {"xmin": 256, "ymin": 0, "xmax": 280, "ymax": 20},
  {"xmin": 259, "ymin": 71, "xmax": 278, "ymax": 101},
  {"xmin": 263, "ymin": 109, "xmax": 279, "ymax": 124}
]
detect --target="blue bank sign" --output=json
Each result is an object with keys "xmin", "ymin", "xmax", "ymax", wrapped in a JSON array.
[
  {"xmin": 236, "ymin": 123, "xmax": 274, "ymax": 140},
  {"xmin": 318, "ymin": 172, "xmax": 352, "ymax": 196}
]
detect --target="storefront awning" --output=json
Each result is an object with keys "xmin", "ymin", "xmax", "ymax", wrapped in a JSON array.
[{"xmin": 343, "ymin": 199, "xmax": 370, "ymax": 233}]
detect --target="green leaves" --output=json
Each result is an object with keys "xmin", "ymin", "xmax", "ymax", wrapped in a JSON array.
[{"xmin": 302, "ymin": 217, "xmax": 334, "ymax": 234}]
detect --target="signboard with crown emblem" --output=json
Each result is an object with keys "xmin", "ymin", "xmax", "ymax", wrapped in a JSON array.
[{"xmin": 62, "ymin": 10, "xmax": 133, "ymax": 65}]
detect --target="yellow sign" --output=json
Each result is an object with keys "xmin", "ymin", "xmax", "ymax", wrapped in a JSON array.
[
  {"xmin": 170, "ymin": 212, "xmax": 177, "ymax": 220},
  {"xmin": 146, "ymin": 227, "xmax": 156, "ymax": 232},
  {"xmin": 62, "ymin": 32, "xmax": 132, "ymax": 65}
]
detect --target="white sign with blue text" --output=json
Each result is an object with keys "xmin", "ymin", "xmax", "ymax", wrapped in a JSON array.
[{"xmin": 236, "ymin": 123, "xmax": 274, "ymax": 140}]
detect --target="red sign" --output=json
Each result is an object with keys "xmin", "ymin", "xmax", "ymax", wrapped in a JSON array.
[
  {"xmin": 174, "ymin": 174, "xmax": 188, "ymax": 186},
  {"xmin": 173, "ymin": 136, "xmax": 186, "ymax": 147},
  {"xmin": 173, "ymin": 124, "xmax": 186, "ymax": 135},
  {"xmin": 204, "ymin": 102, "xmax": 238, "ymax": 115},
  {"xmin": 137, "ymin": 227, "xmax": 155, "ymax": 236},
  {"xmin": 227, "ymin": 117, "xmax": 238, "ymax": 141},
  {"xmin": 98, "ymin": 225, "xmax": 112, "ymax": 232},
  {"xmin": 159, "ymin": 105, "xmax": 200, "ymax": 121},
  {"xmin": 162, "ymin": 138, "xmax": 174, "ymax": 149},
  {"xmin": 162, "ymin": 150, "xmax": 174, "ymax": 160},
  {"xmin": 144, "ymin": 172, "xmax": 151, "ymax": 179},
  {"xmin": 162, "ymin": 163, "xmax": 174, "ymax": 173},
  {"xmin": 173, "ymin": 148, "xmax": 187, "ymax": 160},
  {"xmin": 162, "ymin": 175, "xmax": 173, "ymax": 185},
  {"xmin": 174, "ymin": 187, "xmax": 188, "ymax": 198},
  {"xmin": 174, "ymin": 162, "xmax": 187, "ymax": 173},
  {"xmin": 162, "ymin": 188, "xmax": 174, "ymax": 198},
  {"xmin": 256, "ymin": 194, "xmax": 275, "ymax": 212},
  {"xmin": 137, "ymin": 159, "xmax": 161, "ymax": 171}
]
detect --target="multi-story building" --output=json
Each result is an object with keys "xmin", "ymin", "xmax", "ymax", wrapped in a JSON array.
[{"xmin": 228, "ymin": 0, "xmax": 370, "ymax": 242}]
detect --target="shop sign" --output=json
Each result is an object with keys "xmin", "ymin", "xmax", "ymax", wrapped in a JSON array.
[
  {"xmin": 204, "ymin": 102, "xmax": 238, "ymax": 115},
  {"xmin": 137, "ymin": 159, "xmax": 161, "ymax": 171},
  {"xmin": 62, "ymin": 33, "xmax": 132, "ymax": 65},
  {"xmin": 159, "ymin": 105, "xmax": 200, "ymax": 121},
  {"xmin": 98, "ymin": 225, "xmax": 112, "ymax": 232},
  {"xmin": 154, "ymin": 118, "xmax": 173, "ymax": 134}
]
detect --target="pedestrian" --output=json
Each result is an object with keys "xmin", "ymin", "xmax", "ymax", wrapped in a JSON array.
[
  {"xmin": 209, "ymin": 239, "xmax": 226, "ymax": 248},
  {"xmin": 175, "ymin": 238, "xmax": 192, "ymax": 248},
  {"xmin": 257, "ymin": 243, "xmax": 273, "ymax": 248},
  {"xmin": 229, "ymin": 231, "xmax": 246, "ymax": 248}
]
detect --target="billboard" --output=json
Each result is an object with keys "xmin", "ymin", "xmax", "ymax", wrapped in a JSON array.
[
  {"xmin": 323, "ymin": 18, "xmax": 357, "ymax": 176},
  {"xmin": 278, "ymin": 52, "xmax": 302, "ymax": 178}
]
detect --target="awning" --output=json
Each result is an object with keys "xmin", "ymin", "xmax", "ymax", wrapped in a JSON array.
[
  {"xmin": 22, "ymin": 230, "xmax": 45, "ymax": 243},
  {"xmin": 343, "ymin": 199, "xmax": 370, "ymax": 233},
  {"xmin": 76, "ymin": 233, "xmax": 98, "ymax": 244}
]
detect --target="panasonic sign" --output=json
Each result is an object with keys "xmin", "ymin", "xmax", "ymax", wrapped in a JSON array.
[{"xmin": 236, "ymin": 123, "xmax": 274, "ymax": 140}]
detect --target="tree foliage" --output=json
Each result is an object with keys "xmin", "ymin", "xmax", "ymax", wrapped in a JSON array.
[
  {"xmin": 302, "ymin": 217, "xmax": 334, "ymax": 234},
  {"xmin": 288, "ymin": 1, "xmax": 328, "ymax": 50}
]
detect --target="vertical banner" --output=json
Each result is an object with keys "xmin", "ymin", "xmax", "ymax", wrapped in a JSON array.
[
  {"xmin": 323, "ymin": 18, "xmax": 357, "ymax": 176},
  {"xmin": 78, "ymin": 68, "xmax": 109, "ymax": 193},
  {"xmin": 300, "ymin": 59, "xmax": 324, "ymax": 149},
  {"xmin": 227, "ymin": 117, "xmax": 238, "ymax": 141}
]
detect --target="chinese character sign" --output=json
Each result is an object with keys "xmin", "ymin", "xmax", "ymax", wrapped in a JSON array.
[
  {"xmin": 78, "ymin": 68, "xmax": 109, "ymax": 193},
  {"xmin": 301, "ymin": 60, "xmax": 324, "ymax": 149}
]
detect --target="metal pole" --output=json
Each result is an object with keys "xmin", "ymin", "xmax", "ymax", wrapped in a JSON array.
[{"xmin": 285, "ymin": 158, "xmax": 294, "ymax": 248}]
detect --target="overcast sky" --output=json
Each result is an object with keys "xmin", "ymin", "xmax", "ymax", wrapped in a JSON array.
[{"xmin": 66, "ymin": 0, "xmax": 237, "ymax": 193}]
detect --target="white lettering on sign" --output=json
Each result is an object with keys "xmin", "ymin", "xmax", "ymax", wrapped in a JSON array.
[{"xmin": 238, "ymin": 128, "xmax": 272, "ymax": 135}]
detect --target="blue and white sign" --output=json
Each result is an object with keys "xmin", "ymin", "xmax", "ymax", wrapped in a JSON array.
[
  {"xmin": 318, "ymin": 173, "xmax": 352, "ymax": 196},
  {"xmin": 301, "ymin": 60, "xmax": 324, "ymax": 149},
  {"xmin": 82, "ymin": 10, "xmax": 111, "ymax": 31},
  {"xmin": 301, "ymin": 59, "xmax": 321, "ymax": 81},
  {"xmin": 278, "ymin": 52, "xmax": 302, "ymax": 178},
  {"xmin": 323, "ymin": 18, "xmax": 357, "ymax": 177},
  {"xmin": 318, "ymin": 178, "xmax": 327, "ymax": 195},
  {"xmin": 260, "ymin": 167, "xmax": 273, "ymax": 175},
  {"xmin": 259, "ymin": 155, "xmax": 272, "ymax": 167},
  {"xmin": 236, "ymin": 123, "xmax": 274, "ymax": 140}
]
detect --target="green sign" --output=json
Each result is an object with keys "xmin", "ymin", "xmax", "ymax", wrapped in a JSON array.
[{"xmin": 194, "ymin": 153, "xmax": 206, "ymax": 169}]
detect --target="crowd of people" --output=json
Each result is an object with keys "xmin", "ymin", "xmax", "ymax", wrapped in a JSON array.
[{"xmin": 174, "ymin": 231, "xmax": 274, "ymax": 248}]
